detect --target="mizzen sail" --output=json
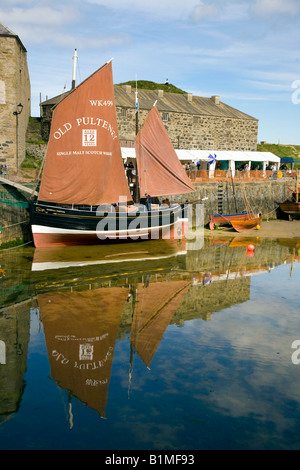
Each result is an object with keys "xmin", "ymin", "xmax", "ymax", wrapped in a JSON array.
[
  {"xmin": 38, "ymin": 61, "xmax": 132, "ymax": 205},
  {"xmin": 135, "ymin": 106, "xmax": 195, "ymax": 198}
]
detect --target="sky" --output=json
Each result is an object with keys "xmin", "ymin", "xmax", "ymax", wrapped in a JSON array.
[{"xmin": 2, "ymin": 0, "xmax": 300, "ymax": 145}]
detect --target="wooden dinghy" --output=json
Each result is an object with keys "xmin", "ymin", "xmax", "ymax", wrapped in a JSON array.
[{"xmin": 230, "ymin": 214, "xmax": 262, "ymax": 233}]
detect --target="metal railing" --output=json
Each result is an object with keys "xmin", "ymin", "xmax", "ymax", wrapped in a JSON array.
[{"xmin": 186, "ymin": 169, "xmax": 299, "ymax": 182}]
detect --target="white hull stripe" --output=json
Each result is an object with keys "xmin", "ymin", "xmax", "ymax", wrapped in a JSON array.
[{"xmin": 31, "ymin": 223, "xmax": 175, "ymax": 236}]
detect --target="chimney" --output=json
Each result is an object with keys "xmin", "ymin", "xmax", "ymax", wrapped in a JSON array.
[
  {"xmin": 211, "ymin": 95, "xmax": 220, "ymax": 105},
  {"xmin": 123, "ymin": 85, "xmax": 132, "ymax": 93},
  {"xmin": 186, "ymin": 93, "xmax": 193, "ymax": 102},
  {"xmin": 158, "ymin": 89, "xmax": 164, "ymax": 98}
]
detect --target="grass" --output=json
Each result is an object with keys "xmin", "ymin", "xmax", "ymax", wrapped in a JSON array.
[
  {"xmin": 257, "ymin": 143, "xmax": 300, "ymax": 166},
  {"xmin": 21, "ymin": 151, "xmax": 43, "ymax": 169},
  {"xmin": 116, "ymin": 80, "xmax": 186, "ymax": 94},
  {"xmin": 0, "ymin": 238, "xmax": 28, "ymax": 249},
  {"xmin": 257, "ymin": 142, "xmax": 300, "ymax": 158}
]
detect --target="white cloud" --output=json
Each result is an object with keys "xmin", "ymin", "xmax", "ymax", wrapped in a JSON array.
[
  {"xmin": 86, "ymin": 0, "xmax": 199, "ymax": 20},
  {"xmin": 0, "ymin": 5, "xmax": 79, "ymax": 27},
  {"xmin": 190, "ymin": 1, "xmax": 218, "ymax": 21},
  {"xmin": 251, "ymin": 0, "xmax": 299, "ymax": 16}
]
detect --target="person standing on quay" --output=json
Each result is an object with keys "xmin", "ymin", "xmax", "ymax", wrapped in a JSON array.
[{"xmin": 145, "ymin": 193, "xmax": 152, "ymax": 211}]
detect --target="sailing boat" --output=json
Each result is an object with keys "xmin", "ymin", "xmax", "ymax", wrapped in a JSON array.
[
  {"xmin": 210, "ymin": 174, "xmax": 261, "ymax": 232},
  {"xmin": 209, "ymin": 170, "xmax": 253, "ymax": 230},
  {"xmin": 29, "ymin": 60, "xmax": 195, "ymax": 248},
  {"xmin": 279, "ymin": 173, "xmax": 300, "ymax": 220},
  {"xmin": 229, "ymin": 184, "xmax": 262, "ymax": 232}
]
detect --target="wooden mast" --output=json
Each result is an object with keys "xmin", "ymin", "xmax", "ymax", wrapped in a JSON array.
[{"xmin": 135, "ymin": 79, "xmax": 140, "ymax": 203}]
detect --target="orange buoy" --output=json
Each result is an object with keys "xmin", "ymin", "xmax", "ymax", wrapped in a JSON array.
[{"xmin": 247, "ymin": 244, "xmax": 255, "ymax": 251}]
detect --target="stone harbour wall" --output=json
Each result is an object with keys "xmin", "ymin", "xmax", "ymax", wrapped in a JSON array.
[{"xmin": 162, "ymin": 179, "xmax": 291, "ymax": 224}]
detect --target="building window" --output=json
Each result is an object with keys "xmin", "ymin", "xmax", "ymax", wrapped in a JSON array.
[
  {"xmin": 193, "ymin": 116, "xmax": 201, "ymax": 125},
  {"xmin": 162, "ymin": 113, "xmax": 168, "ymax": 122},
  {"xmin": 121, "ymin": 108, "xmax": 127, "ymax": 118}
]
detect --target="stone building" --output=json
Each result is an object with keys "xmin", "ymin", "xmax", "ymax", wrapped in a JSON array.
[
  {"xmin": 40, "ymin": 84, "xmax": 258, "ymax": 151},
  {"xmin": 0, "ymin": 23, "xmax": 30, "ymax": 170}
]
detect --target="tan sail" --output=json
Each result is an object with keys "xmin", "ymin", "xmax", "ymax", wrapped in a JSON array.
[
  {"xmin": 135, "ymin": 106, "xmax": 195, "ymax": 197},
  {"xmin": 38, "ymin": 287, "xmax": 128, "ymax": 418},
  {"xmin": 38, "ymin": 61, "xmax": 132, "ymax": 205},
  {"xmin": 130, "ymin": 280, "xmax": 191, "ymax": 367}
]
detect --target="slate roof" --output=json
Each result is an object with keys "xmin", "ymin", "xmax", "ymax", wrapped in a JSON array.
[
  {"xmin": 115, "ymin": 86, "xmax": 257, "ymax": 120},
  {"xmin": 41, "ymin": 85, "xmax": 257, "ymax": 121},
  {"xmin": 0, "ymin": 22, "xmax": 27, "ymax": 51}
]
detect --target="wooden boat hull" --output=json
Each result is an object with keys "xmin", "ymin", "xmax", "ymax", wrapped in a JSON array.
[
  {"xmin": 279, "ymin": 202, "xmax": 300, "ymax": 219},
  {"xmin": 29, "ymin": 201, "xmax": 184, "ymax": 248},
  {"xmin": 209, "ymin": 211, "xmax": 252, "ymax": 230},
  {"xmin": 230, "ymin": 215, "xmax": 262, "ymax": 233}
]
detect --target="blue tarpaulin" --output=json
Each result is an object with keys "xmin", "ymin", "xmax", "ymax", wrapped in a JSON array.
[
  {"xmin": 280, "ymin": 157, "xmax": 299, "ymax": 168},
  {"xmin": 280, "ymin": 157, "xmax": 298, "ymax": 163}
]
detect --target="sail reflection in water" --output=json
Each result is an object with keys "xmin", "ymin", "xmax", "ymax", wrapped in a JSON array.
[
  {"xmin": 38, "ymin": 288, "xmax": 128, "ymax": 418},
  {"xmin": 130, "ymin": 281, "xmax": 191, "ymax": 368}
]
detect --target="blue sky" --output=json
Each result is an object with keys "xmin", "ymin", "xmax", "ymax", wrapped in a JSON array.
[{"xmin": 2, "ymin": 0, "xmax": 300, "ymax": 145}]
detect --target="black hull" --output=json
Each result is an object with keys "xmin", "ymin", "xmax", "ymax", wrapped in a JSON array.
[
  {"xmin": 279, "ymin": 202, "xmax": 300, "ymax": 220},
  {"xmin": 29, "ymin": 201, "xmax": 185, "ymax": 247}
]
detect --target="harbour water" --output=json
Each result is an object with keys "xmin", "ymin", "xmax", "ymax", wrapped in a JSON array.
[{"xmin": 0, "ymin": 236, "xmax": 300, "ymax": 450}]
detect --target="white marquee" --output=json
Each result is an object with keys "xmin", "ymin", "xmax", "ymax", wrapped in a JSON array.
[{"xmin": 121, "ymin": 148, "xmax": 280, "ymax": 163}]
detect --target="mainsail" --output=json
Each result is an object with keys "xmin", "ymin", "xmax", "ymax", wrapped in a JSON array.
[
  {"xmin": 38, "ymin": 61, "xmax": 132, "ymax": 205},
  {"xmin": 135, "ymin": 106, "xmax": 195, "ymax": 197}
]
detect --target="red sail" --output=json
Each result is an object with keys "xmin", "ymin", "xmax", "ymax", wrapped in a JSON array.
[
  {"xmin": 135, "ymin": 106, "xmax": 195, "ymax": 198},
  {"xmin": 38, "ymin": 61, "xmax": 132, "ymax": 205}
]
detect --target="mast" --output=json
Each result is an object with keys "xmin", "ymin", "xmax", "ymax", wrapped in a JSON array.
[
  {"xmin": 135, "ymin": 77, "xmax": 139, "ymax": 136},
  {"xmin": 135, "ymin": 78, "xmax": 140, "ymax": 203},
  {"xmin": 230, "ymin": 169, "xmax": 238, "ymax": 213},
  {"xmin": 72, "ymin": 49, "xmax": 77, "ymax": 90},
  {"xmin": 296, "ymin": 172, "xmax": 299, "ymax": 204}
]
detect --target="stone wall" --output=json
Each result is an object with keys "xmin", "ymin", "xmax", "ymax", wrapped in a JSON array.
[
  {"xmin": 162, "ymin": 179, "xmax": 291, "ymax": 224},
  {"xmin": 26, "ymin": 142, "xmax": 47, "ymax": 160},
  {"xmin": 0, "ymin": 35, "xmax": 30, "ymax": 169},
  {"xmin": 116, "ymin": 108, "xmax": 258, "ymax": 151},
  {"xmin": 0, "ymin": 184, "xmax": 31, "ymax": 246}
]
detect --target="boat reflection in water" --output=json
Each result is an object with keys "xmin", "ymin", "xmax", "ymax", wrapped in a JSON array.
[
  {"xmin": 30, "ymin": 236, "xmax": 295, "ymax": 419},
  {"xmin": 0, "ymin": 234, "xmax": 299, "ymax": 438}
]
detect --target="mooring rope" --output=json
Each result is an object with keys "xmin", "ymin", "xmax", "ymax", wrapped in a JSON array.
[
  {"xmin": 0, "ymin": 220, "xmax": 28, "ymax": 229},
  {"xmin": 0, "ymin": 220, "xmax": 33, "ymax": 250},
  {"xmin": 0, "ymin": 240, "xmax": 33, "ymax": 251}
]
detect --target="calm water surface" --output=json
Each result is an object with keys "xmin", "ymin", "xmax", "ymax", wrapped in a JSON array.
[{"xmin": 0, "ymin": 236, "xmax": 300, "ymax": 450}]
